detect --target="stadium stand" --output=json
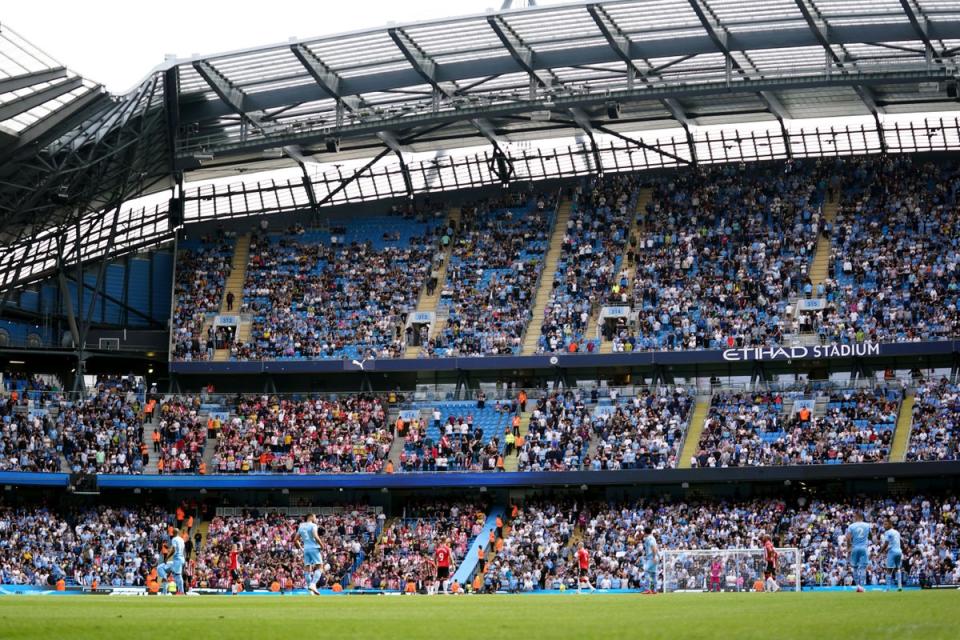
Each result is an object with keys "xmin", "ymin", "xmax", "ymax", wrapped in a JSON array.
[
  {"xmin": 590, "ymin": 386, "xmax": 692, "ymax": 470},
  {"xmin": 693, "ymin": 386, "xmax": 901, "ymax": 467},
  {"xmin": 398, "ymin": 401, "xmax": 507, "ymax": 472},
  {"xmin": 196, "ymin": 508, "xmax": 382, "ymax": 589},
  {"xmin": 620, "ymin": 160, "xmax": 827, "ymax": 351},
  {"xmin": 906, "ymin": 378, "xmax": 960, "ymax": 462},
  {"xmin": 155, "ymin": 397, "xmax": 207, "ymax": 474},
  {"xmin": 60, "ymin": 378, "xmax": 147, "ymax": 475},
  {"xmin": 233, "ymin": 212, "xmax": 442, "ymax": 360},
  {"xmin": 171, "ymin": 235, "xmax": 235, "ymax": 361},
  {"xmin": 536, "ymin": 175, "xmax": 638, "ymax": 354},
  {"xmin": 823, "ymin": 156, "xmax": 960, "ymax": 345},
  {"xmin": 350, "ymin": 502, "xmax": 485, "ymax": 590},
  {"xmin": 486, "ymin": 495, "xmax": 960, "ymax": 591},
  {"xmin": 211, "ymin": 394, "xmax": 391, "ymax": 473},
  {"xmin": 422, "ymin": 194, "xmax": 555, "ymax": 357},
  {"xmin": 0, "ymin": 505, "xmax": 172, "ymax": 586}
]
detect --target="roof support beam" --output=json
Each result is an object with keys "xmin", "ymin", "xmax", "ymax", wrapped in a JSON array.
[
  {"xmin": 0, "ymin": 67, "xmax": 67, "ymax": 94},
  {"xmin": 793, "ymin": 0, "xmax": 884, "ymax": 121},
  {"xmin": 569, "ymin": 107, "xmax": 603, "ymax": 174},
  {"xmin": 486, "ymin": 14, "xmax": 552, "ymax": 88},
  {"xmin": 0, "ymin": 76, "xmax": 83, "ymax": 122},
  {"xmin": 192, "ymin": 60, "xmax": 264, "ymax": 131},
  {"xmin": 377, "ymin": 131, "xmax": 413, "ymax": 196},
  {"xmin": 593, "ymin": 124, "xmax": 692, "ymax": 166},
  {"xmin": 386, "ymin": 27, "xmax": 511, "ymax": 157},
  {"xmin": 289, "ymin": 43, "xmax": 360, "ymax": 112},
  {"xmin": 389, "ymin": 27, "xmax": 445, "ymax": 95},
  {"xmin": 687, "ymin": 0, "xmax": 792, "ymax": 122},
  {"xmin": 899, "ymin": 0, "xmax": 937, "ymax": 59},
  {"xmin": 163, "ymin": 66, "xmax": 181, "ymax": 177},
  {"xmin": 16, "ymin": 87, "xmax": 107, "ymax": 149},
  {"xmin": 586, "ymin": 4, "xmax": 693, "ymax": 126}
]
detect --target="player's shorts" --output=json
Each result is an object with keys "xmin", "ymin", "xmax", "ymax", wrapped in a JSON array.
[
  {"xmin": 579, "ymin": 566, "xmax": 589, "ymax": 577},
  {"xmin": 303, "ymin": 548, "xmax": 322, "ymax": 566},
  {"xmin": 850, "ymin": 546, "xmax": 869, "ymax": 569},
  {"xmin": 886, "ymin": 550, "xmax": 903, "ymax": 570},
  {"xmin": 644, "ymin": 561, "xmax": 657, "ymax": 574},
  {"xmin": 159, "ymin": 560, "xmax": 183, "ymax": 576},
  {"xmin": 437, "ymin": 566, "xmax": 450, "ymax": 580},
  {"xmin": 764, "ymin": 561, "xmax": 776, "ymax": 576}
]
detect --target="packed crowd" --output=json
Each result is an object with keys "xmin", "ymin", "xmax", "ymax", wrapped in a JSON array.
[
  {"xmin": 617, "ymin": 160, "xmax": 828, "ymax": 352},
  {"xmin": 0, "ymin": 493, "xmax": 956, "ymax": 590},
  {"xmin": 423, "ymin": 194, "xmax": 555, "ymax": 357},
  {"xmin": 155, "ymin": 398, "xmax": 207, "ymax": 474},
  {"xmin": 906, "ymin": 378, "xmax": 960, "ymax": 461},
  {"xmin": 537, "ymin": 176, "xmax": 638, "ymax": 354},
  {"xmin": 167, "ymin": 157, "xmax": 960, "ymax": 362},
  {"xmin": 781, "ymin": 495, "xmax": 960, "ymax": 587},
  {"xmin": 211, "ymin": 394, "xmax": 391, "ymax": 474},
  {"xmin": 693, "ymin": 388, "xmax": 900, "ymax": 467},
  {"xmin": 171, "ymin": 235, "xmax": 235, "ymax": 361},
  {"xmin": 822, "ymin": 156, "xmax": 960, "ymax": 345},
  {"xmin": 234, "ymin": 222, "xmax": 439, "ymax": 360},
  {"xmin": 589, "ymin": 387, "xmax": 692, "ymax": 471},
  {"xmin": 0, "ymin": 505, "xmax": 172, "ymax": 586},
  {"xmin": 59, "ymin": 380, "xmax": 147, "ymax": 475},
  {"xmin": 0, "ymin": 396, "xmax": 62, "ymax": 472},
  {"xmin": 196, "ymin": 508, "xmax": 382, "ymax": 590},
  {"xmin": 351, "ymin": 502, "xmax": 485, "ymax": 590},
  {"xmin": 487, "ymin": 494, "xmax": 959, "ymax": 591},
  {"xmin": 517, "ymin": 391, "xmax": 592, "ymax": 472}
]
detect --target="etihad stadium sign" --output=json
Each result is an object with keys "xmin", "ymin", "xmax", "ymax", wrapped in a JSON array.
[{"xmin": 722, "ymin": 343, "xmax": 881, "ymax": 362}]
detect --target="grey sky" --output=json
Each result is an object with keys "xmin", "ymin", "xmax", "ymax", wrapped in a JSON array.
[{"xmin": 5, "ymin": 0, "xmax": 554, "ymax": 93}]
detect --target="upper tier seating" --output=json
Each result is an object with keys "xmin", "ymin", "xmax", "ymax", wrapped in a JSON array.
[
  {"xmin": 423, "ymin": 194, "xmax": 555, "ymax": 357},
  {"xmin": 171, "ymin": 235, "xmax": 235, "ymax": 361}
]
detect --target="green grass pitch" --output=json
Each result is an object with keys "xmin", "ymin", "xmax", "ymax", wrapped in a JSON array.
[{"xmin": 0, "ymin": 591, "xmax": 957, "ymax": 639}]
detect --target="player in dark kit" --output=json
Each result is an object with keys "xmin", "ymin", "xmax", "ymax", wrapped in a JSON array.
[
  {"xmin": 762, "ymin": 535, "xmax": 779, "ymax": 592},
  {"xmin": 576, "ymin": 542, "xmax": 596, "ymax": 593},
  {"xmin": 434, "ymin": 538, "xmax": 452, "ymax": 594}
]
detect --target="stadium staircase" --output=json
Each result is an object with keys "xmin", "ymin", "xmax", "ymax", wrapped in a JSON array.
[
  {"xmin": 385, "ymin": 407, "xmax": 407, "ymax": 470},
  {"xmin": 599, "ymin": 188, "xmax": 651, "ymax": 354},
  {"xmin": 451, "ymin": 506, "xmax": 505, "ymax": 587},
  {"xmin": 143, "ymin": 400, "xmax": 164, "ymax": 474},
  {"xmin": 192, "ymin": 519, "xmax": 210, "ymax": 560},
  {"xmin": 677, "ymin": 394, "xmax": 713, "ymax": 469},
  {"xmin": 809, "ymin": 199, "xmax": 839, "ymax": 291},
  {"xmin": 889, "ymin": 392, "xmax": 916, "ymax": 462},
  {"xmin": 813, "ymin": 393, "xmax": 829, "ymax": 419},
  {"xmin": 213, "ymin": 233, "xmax": 251, "ymax": 362},
  {"xmin": 200, "ymin": 430, "xmax": 217, "ymax": 474},
  {"xmin": 502, "ymin": 411, "xmax": 531, "ymax": 472},
  {"xmin": 348, "ymin": 517, "xmax": 398, "ymax": 588},
  {"xmin": 585, "ymin": 434, "xmax": 601, "ymax": 465},
  {"xmin": 521, "ymin": 198, "xmax": 573, "ymax": 355},
  {"xmin": 403, "ymin": 208, "xmax": 460, "ymax": 359}
]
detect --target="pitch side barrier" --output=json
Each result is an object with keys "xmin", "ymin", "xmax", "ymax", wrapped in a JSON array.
[
  {"xmin": 23, "ymin": 460, "xmax": 956, "ymax": 491},
  {"xmin": 169, "ymin": 340, "xmax": 957, "ymax": 375}
]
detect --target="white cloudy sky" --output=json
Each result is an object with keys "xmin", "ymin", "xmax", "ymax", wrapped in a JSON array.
[{"xmin": 5, "ymin": 0, "xmax": 555, "ymax": 93}]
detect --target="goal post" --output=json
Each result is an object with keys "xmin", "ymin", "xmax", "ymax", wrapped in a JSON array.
[{"xmin": 661, "ymin": 548, "xmax": 802, "ymax": 593}]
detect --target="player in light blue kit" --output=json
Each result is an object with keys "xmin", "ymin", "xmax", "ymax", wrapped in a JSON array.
[
  {"xmin": 157, "ymin": 527, "xmax": 188, "ymax": 595},
  {"xmin": 295, "ymin": 513, "xmax": 324, "ymax": 595},
  {"xmin": 642, "ymin": 526, "xmax": 659, "ymax": 594},
  {"xmin": 846, "ymin": 512, "xmax": 873, "ymax": 591},
  {"xmin": 880, "ymin": 518, "xmax": 904, "ymax": 592}
]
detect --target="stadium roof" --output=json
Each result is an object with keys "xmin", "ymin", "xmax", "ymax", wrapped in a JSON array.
[{"xmin": 2, "ymin": 0, "xmax": 960, "ymax": 293}]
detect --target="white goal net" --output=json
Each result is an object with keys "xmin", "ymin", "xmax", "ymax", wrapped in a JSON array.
[{"xmin": 661, "ymin": 548, "xmax": 802, "ymax": 593}]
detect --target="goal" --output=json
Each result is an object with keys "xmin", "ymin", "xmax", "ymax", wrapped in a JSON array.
[{"xmin": 661, "ymin": 548, "xmax": 802, "ymax": 593}]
